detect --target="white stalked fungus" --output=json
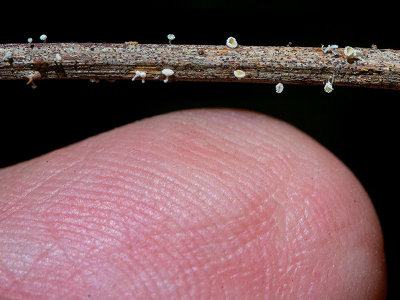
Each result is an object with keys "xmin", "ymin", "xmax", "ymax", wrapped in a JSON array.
[
  {"xmin": 226, "ymin": 37, "xmax": 238, "ymax": 48},
  {"xmin": 162, "ymin": 68, "xmax": 174, "ymax": 83},
  {"xmin": 167, "ymin": 34, "xmax": 175, "ymax": 44},
  {"xmin": 40, "ymin": 34, "xmax": 47, "ymax": 42},
  {"xmin": 275, "ymin": 83, "xmax": 284, "ymax": 93},
  {"xmin": 234, "ymin": 70, "xmax": 246, "ymax": 79},
  {"xmin": 132, "ymin": 71, "xmax": 147, "ymax": 83},
  {"xmin": 324, "ymin": 81, "xmax": 334, "ymax": 93}
]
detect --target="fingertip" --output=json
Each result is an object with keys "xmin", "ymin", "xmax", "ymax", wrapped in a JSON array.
[{"xmin": 0, "ymin": 108, "xmax": 386, "ymax": 299}]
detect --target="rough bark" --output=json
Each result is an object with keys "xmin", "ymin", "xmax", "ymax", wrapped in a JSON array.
[{"xmin": 1, "ymin": 43, "xmax": 400, "ymax": 90}]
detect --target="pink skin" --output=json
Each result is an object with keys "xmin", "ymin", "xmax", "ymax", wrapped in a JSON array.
[{"xmin": 0, "ymin": 109, "xmax": 386, "ymax": 299}]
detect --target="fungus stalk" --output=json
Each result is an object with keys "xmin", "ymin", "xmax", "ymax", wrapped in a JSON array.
[{"xmin": 1, "ymin": 43, "xmax": 400, "ymax": 90}]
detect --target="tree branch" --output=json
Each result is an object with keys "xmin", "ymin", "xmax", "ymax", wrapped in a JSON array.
[{"xmin": 1, "ymin": 43, "xmax": 400, "ymax": 90}]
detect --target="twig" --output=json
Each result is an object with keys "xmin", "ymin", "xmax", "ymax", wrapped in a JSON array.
[{"xmin": 1, "ymin": 43, "xmax": 400, "ymax": 90}]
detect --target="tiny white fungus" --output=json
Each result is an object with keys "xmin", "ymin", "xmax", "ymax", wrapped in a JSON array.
[
  {"xmin": 162, "ymin": 68, "xmax": 174, "ymax": 83},
  {"xmin": 132, "ymin": 71, "xmax": 147, "ymax": 83},
  {"xmin": 234, "ymin": 70, "xmax": 245, "ymax": 79},
  {"xmin": 26, "ymin": 71, "xmax": 41, "ymax": 89},
  {"xmin": 344, "ymin": 46, "xmax": 363, "ymax": 62},
  {"xmin": 40, "ymin": 34, "xmax": 47, "ymax": 42},
  {"xmin": 324, "ymin": 81, "xmax": 334, "ymax": 93},
  {"xmin": 344, "ymin": 46, "xmax": 354, "ymax": 57},
  {"xmin": 54, "ymin": 53, "xmax": 62, "ymax": 62},
  {"xmin": 275, "ymin": 83, "xmax": 284, "ymax": 93},
  {"xmin": 27, "ymin": 38, "xmax": 33, "ymax": 44},
  {"xmin": 2, "ymin": 51, "xmax": 12, "ymax": 61},
  {"xmin": 322, "ymin": 44, "xmax": 339, "ymax": 54},
  {"xmin": 167, "ymin": 34, "xmax": 175, "ymax": 44},
  {"xmin": 226, "ymin": 37, "xmax": 238, "ymax": 48}
]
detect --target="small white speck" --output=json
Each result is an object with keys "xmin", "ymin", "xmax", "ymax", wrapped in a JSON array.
[
  {"xmin": 275, "ymin": 83, "xmax": 284, "ymax": 93},
  {"xmin": 54, "ymin": 54, "xmax": 62, "ymax": 62},
  {"xmin": 167, "ymin": 34, "xmax": 175, "ymax": 44},
  {"xmin": 40, "ymin": 34, "xmax": 47, "ymax": 42},
  {"xmin": 234, "ymin": 70, "xmax": 245, "ymax": 79},
  {"xmin": 27, "ymin": 38, "xmax": 33, "ymax": 44},
  {"xmin": 226, "ymin": 37, "xmax": 238, "ymax": 48}
]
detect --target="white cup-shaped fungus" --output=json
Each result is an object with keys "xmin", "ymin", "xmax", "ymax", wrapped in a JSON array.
[
  {"xmin": 162, "ymin": 68, "xmax": 174, "ymax": 83},
  {"xmin": 226, "ymin": 37, "xmax": 238, "ymax": 48},
  {"xmin": 275, "ymin": 83, "xmax": 284, "ymax": 93},
  {"xmin": 324, "ymin": 81, "xmax": 334, "ymax": 93},
  {"xmin": 344, "ymin": 46, "xmax": 363, "ymax": 62},
  {"xmin": 40, "ymin": 34, "xmax": 47, "ymax": 42},
  {"xmin": 234, "ymin": 70, "xmax": 246, "ymax": 79},
  {"xmin": 344, "ymin": 46, "xmax": 355, "ymax": 57},
  {"xmin": 167, "ymin": 34, "xmax": 175, "ymax": 44}
]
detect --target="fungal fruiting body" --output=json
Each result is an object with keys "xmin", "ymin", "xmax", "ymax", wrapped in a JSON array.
[
  {"xmin": 344, "ymin": 46, "xmax": 363, "ymax": 62},
  {"xmin": 324, "ymin": 81, "xmax": 334, "ymax": 93},
  {"xmin": 322, "ymin": 44, "xmax": 339, "ymax": 54},
  {"xmin": 27, "ymin": 38, "xmax": 33, "ymax": 45},
  {"xmin": 26, "ymin": 71, "xmax": 41, "ymax": 89},
  {"xmin": 2, "ymin": 51, "xmax": 12, "ymax": 62},
  {"xmin": 40, "ymin": 34, "xmax": 47, "ymax": 42},
  {"xmin": 167, "ymin": 34, "xmax": 175, "ymax": 44},
  {"xmin": 275, "ymin": 83, "xmax": 284, "ymax": 93},
  {"xmin": 132, "ymin": 71, "xmax": 147, "ymax": 83},
  {"xmin": 234, "ymin": 70, "xmax": 246, "ymax": 79},
  {"xmin": 226, "ymin": 37, "xmax": 238, "ymax": 48},
  {"xmin": 54, "ymin": 54, "xmax": 62, "ymax": 62},
  {"xmin": 162, "ymin": 68, "xmax": 174, "ymax": 83}
]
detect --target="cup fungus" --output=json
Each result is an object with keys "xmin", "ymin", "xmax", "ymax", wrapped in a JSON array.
[
  {"xmin": 324, "ymin": 81, "xmax": 334, "ymax": 93},
  {"xmin": 234, "ymin": 70, "xmax": 246, "ymax": 79},
  {"xmin": 344, "ymin": 46, "xmax": 363, "ymax": 62},
  {"xmin": 275, "ymin": 83, "xmax": 284, "ymax": 93},
  {"xmin": 226, "ymin": 37, "xmax": 238, "ymax": 48},
  {"xmin": 162, "ymin": 68, "xmax": 174, "ymax": 83},
  {"xmin": 40, "ymin": 34, "xmax": 47, "ymax": 43},
  {"xmin": 167, "ymin": 34, "xmax": 175, "ymax": 44}
]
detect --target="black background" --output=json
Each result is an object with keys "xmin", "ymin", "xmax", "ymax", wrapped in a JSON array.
[{"xmin": 1, "ymin": 1, "xmax": 398, "ymax": 298}]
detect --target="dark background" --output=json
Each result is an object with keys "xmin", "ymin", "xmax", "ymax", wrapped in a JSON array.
[{"xmin": 1, "ymin": 1, "xmax": 398, "ymax": 298}]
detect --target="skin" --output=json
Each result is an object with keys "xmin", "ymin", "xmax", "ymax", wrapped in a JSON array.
[{"xmin": 0, "ymin": 109, "xmax": 386, "ymax": 299}]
